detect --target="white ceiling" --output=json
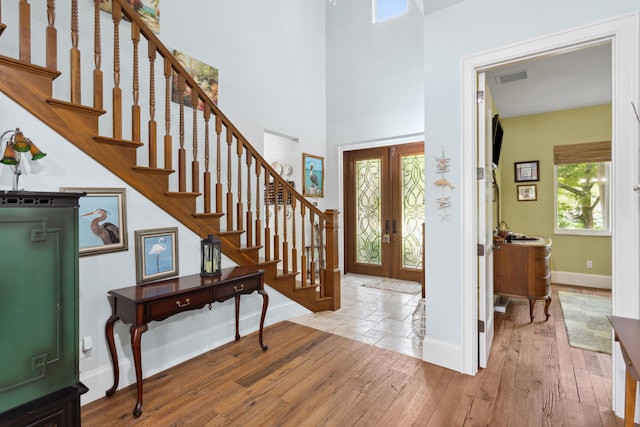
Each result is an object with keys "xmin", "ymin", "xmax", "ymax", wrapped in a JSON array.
[{"xmin": 485, "ymin": 42, "xmax": 612, "ymax": 118}]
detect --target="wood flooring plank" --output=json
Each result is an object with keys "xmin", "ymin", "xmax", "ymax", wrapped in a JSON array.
[{"xmin": 81, "ymin": 286, "xmax": 621, "ymax": 426}]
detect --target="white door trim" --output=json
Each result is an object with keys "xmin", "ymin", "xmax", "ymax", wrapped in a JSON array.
[{"xmin": 460, "ymin": 13, "xmax": 639, "ymax": 416}]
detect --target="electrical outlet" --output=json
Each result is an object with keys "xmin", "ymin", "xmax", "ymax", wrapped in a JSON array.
[{"xmin": 586, "ymin": 260, "xmax": 593, "ymax": 268}]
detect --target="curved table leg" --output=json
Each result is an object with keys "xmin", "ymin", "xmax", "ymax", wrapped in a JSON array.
[
  {"xmin": 105, "ymin": 314, "xmax": 120, "ymax": 397},
  {"xmin": 130, "ymin": 324, "xmax": 148, "ymax": 418},
  {"xmin": 235, "ymin": 294, "xmax": 241, "ymax": 341},
  {"xmin": 544, "ymin": 296, "xmax": 552, "ymax": 321},
  {"xmin": 258, "ymin": 289, "xmax": 269, "ymax": 351},
  {"xmin": 528, "ymin": 297, "xmax": 535, "ymax": 322}
]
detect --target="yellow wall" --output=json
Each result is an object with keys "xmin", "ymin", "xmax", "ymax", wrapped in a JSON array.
[{"xmin": 498, "ymin": 104, "xmax": 612, "ymax": 276}]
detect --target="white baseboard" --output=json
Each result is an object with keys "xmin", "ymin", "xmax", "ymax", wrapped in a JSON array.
[
  {"xmin": 422, "ymin": 336, "xmax": 464, "ymax": 373},
  {"xmin": 551, "ymin": 270, "xmax": 611, "ymax": 289}
]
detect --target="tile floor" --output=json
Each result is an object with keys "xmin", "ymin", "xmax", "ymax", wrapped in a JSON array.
[{"xmin": 289, "ymin": 273, "xmax": 424, "ymax": 359}]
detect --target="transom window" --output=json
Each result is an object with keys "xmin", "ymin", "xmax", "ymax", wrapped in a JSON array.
[
  {"xmin": 554, "ymin": 141, "xmax": 611, "ymax": 236},
  {"xmin": 373, "ymin": 0, "xmax": 408, "ymax": 23}
]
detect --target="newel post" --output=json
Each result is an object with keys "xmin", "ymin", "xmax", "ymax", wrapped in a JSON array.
[{"xmin": 324, "ymin": 209, "xmax": 341, "ymax": 310}]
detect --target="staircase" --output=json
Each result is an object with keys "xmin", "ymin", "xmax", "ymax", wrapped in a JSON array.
[{"xmin": 0, "ymin": 0, "xmax": 340, "ymax": 312}]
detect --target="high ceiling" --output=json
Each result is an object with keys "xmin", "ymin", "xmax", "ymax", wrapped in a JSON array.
[{"xmin": 485, "ymin": 42, "xmax": 612, "ymax": 118}]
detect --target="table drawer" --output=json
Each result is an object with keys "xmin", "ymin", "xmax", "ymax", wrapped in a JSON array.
[
  {"xmin": 215, "ymin": 277, "xmax": 260, "ymax": 300},
  {"xmin": 146, "ymin": 288, "xmax": 211, "ymax": 320}
]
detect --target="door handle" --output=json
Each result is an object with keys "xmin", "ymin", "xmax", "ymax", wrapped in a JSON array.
[
  {"xmin": 385, "ymin": 220, "xmax": 389, "ymax": 234},
  {"xmin": 392, "ymin": 220, "xmax": 397, "ymax": 234}
]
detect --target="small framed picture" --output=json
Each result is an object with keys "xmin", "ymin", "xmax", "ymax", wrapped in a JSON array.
[
  {"xmin": 135, "ymin": 227, "xmax": 179, "ymax": 284},
  {"xmin": 514, "ymin": 160, "xmax": 540, "ymax": 182},
  {"xmin": 517, "ymin": 184, "xmax": 537, "ymax": 201},
  {"xmin": 514, "ymin": 160, "xmax": 539, "ymax": 182},
  {"xmin": 61, "ymin": 187, "xmax": 128, "ymax": 256},
  {"xmin": 302, "ymin": 153, "xmax": 324, "ymax": 198}
]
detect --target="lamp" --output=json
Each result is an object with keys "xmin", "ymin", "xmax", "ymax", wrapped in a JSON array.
[
  {"xmin": 0, "ymin": 128, "xmax": 46, "ymax": 190},
  {"xmin": 200, "ymin": 234, "xmax": 221, "ymax": 277}
]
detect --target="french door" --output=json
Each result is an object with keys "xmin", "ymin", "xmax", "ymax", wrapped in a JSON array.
[{"xmin": 344, "ymin": 142, "xmax": 424, "ymax": 282}]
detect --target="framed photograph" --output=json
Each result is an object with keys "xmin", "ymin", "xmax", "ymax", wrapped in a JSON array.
[
  {"xmin": 135, "ymin": 227, "xmax": 179, "ymax": 284},
  {"xmin": 517, "ymin": 184, "xmax": 537, "ymax": 201},
  {"xmin": 514, "ymin": 160, "xmax": 539, "ymax": 182},
  {"xmin": 61, "ymin": 187, "xmax": 127, "ymax": 256},
  {"xmin": 302, "ymin": 153, "xmax": 324, "ymax": 198},
  {"xmin": 171, "ymin": 49, "xmax": 218, "ymax": 109}
]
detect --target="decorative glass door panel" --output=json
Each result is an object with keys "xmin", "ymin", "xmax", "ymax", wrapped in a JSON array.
[
  {"xmin": 345, "ymin": 142, "xmax": 424, "ymax": 281},
  {"xmin": 355, "ymin": 158, "xmax": 382, "ymax": 265},
  {"xmin": 400, "ymin": 153, "xmax": 425, "ymax": 271}
]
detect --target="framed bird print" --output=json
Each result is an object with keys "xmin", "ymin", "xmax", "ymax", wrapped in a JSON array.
[
  {"xmin": 61, "ymin": 187, "xmax": 128, "ymax": 256},
  {"xmin": 302, "ymin": 153, "xmax": 324, "ymax": 198},
  {"xmin": 135, "ymin": 227, "xmax": 179, "ymax": 284}
]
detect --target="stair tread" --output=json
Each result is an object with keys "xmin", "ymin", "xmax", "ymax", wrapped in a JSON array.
[
  {"xmin": 194, "ymin": 212, "xmax": 224, "ymax": 218},
  {"xmin": 94, "ymin": 135, "xmax": 144, "ymax": 148},
  {"xmin": 134, "ymin": 166, "xmax": 174, "ymax": 174}
]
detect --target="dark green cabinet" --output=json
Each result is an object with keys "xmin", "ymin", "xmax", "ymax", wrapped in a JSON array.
[{"xmin": 0, "ymin": 191, "xmax": 87, "ymax": 426}]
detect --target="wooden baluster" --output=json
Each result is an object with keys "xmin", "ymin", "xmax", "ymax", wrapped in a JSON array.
[
  {"xmin": 178, "ymin": 74, "xmax": 186, "ymax": 192},
  {"xmin": 291, "ymin": 197, "xmax": 298, "ymax": 275},
  {"xmin": 111, "ymin": 1, "xmax": 122, "ymax": 139},
  {"xmin": 131, "ymin": 23, "xmax": 140, "ymax": 142},
  {"xmin": 203, "ymin": 105, "xmax": 211, "ymax": 213},
  {"xmin": 245, "ymin": 153, "xmax": 253, "ymax": 246},
  {"xmin": 324, "ymin": 209, "xmax": 341, "ymax": 308},
  {"xmin": 147, "ymin": 39, "xmax": 157, "ymax": 168},
  {"xmin": 255, "ymin": 161, "xmax": 262, "ymax": 247},
  {"xmin": 318, "ymin": 219, "xmax": 325, "ymax": 293},
  {"xmin": 225, "ymin": 129, "xmax": 233, "ymax": 230},
  {"xmin": 92, "ymin": 0, "xmax": 103, "ymax": 109},
  {"xmin": 163, "ymin": 58, "xmax": 172, "ymax": 169},
  {"xmin": 70, "ymin": 0, "xmax": 80, "ymax": 103},
  {"xmin": 236, "ymin": 143, "xmax": 243, "ymax": 232},
  {"xmin": 281, "ymin": 186, "xmax": 289, "ymax": 274},
  {"xmin": 273, "ymin": 181, "xmax": 280, "ymax": 262},
  {"xmin": 301, "ymin": 204, "xmax": 307, "ymax": 286},
  {"xmin": 19, "ymin": 0, "xmax": 30, "ymax": 62},
  {"xmin": 215, "ymin": 116, "xmax": 223, "ymax": 213},
  {"xmin": 264, "ymin": 171, "xmax": 271, "ymax": 262},
  {"xmin": 46, "ymin": 0, "xmax": 56, "ymax": 70},
  {"xmin": 191, "ymin": 91, "xmax": 199, "ymax": 193},
  {"xmin": 309, "ymin": 212, "xmax": 316, "ymax": 287}
]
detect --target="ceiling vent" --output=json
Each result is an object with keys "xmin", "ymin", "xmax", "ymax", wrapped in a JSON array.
[{"xmin": 495, "ymin": 69, "xmax": 528, "ymax": 85}]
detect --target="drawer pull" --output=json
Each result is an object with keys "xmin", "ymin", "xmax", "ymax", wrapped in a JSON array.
[
  {"xmin": 176, "ymin": 298, "xmax": 190, "ymax": 308},
  {"xmin": 234, "ymin": 284, "xmax": 244, "ymax": 293}
]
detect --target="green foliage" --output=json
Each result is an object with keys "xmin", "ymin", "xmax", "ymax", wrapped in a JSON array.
[{"xmin": 556, "ymin": 162, "xmax": 608, "ymax": 230}]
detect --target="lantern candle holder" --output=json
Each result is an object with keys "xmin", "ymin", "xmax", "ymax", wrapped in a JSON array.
[{"xmin": 201, "ymin": 234, "xmax": 221, "ymax": 276}]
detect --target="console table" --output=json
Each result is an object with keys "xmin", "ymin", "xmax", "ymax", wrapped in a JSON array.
[
  {"xmin": 104, "ymin": 266, "xmax": 268, "ymax": 417},
  {"xmin": 608, "ymin": 315, "xmax": 640, "ymax": 427}
]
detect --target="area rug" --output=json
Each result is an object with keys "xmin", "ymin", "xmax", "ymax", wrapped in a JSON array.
[
  {"xmin": 361, "ymin": 279, "xmax": 421, "ymax": 294},
  {"xmin": 557, "ymin": 291, "xmax": 612, "ymax": 354}
]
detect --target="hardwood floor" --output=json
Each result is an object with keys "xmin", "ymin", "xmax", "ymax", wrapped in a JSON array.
[{"xmin": 82, "ymin": 285, "xmax": 621, "ymax": 426}]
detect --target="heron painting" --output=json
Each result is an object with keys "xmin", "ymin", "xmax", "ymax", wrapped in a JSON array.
[
  {"xmin": 135, "ymin": 227, "xmax": 179, "ymax": 283},
  {"xmin": 302, "ymin": 153, "xmax": 324, "ymax": 197},
  {"xmin": 62, "ymin": 187, "xmax": 128, "ymax": 256}
]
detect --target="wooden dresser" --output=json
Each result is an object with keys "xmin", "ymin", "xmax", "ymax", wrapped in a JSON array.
[{"xmin": 493, "ymin": 236, "xmax": 552, "ymax": 321}]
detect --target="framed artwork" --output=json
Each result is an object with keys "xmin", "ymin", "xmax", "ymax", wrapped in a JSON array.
[
  {"xmin": 171, "ymin": 50, "xmax": 219, "ymax": 110},
  {"xmin": 99, "ymin": 0, "xmax": 161, "ymax": 34},
  {"xmin": 302, "ymin": 153, "xmax": 324, "ymax": 198},
  {"xmin": 517, "ymin": 184, "xmax": 537, "ymax": 201},
  {"xmin": 135, "ymin": 227, "xmax": 179, "ymax": 284},
  {"xmin": 514, "ymin": 160, "xmax": 539, "ymax": 182},
  {"xmin": 61, "ymin": 187, "xmax": 128, "ymax": 256}
]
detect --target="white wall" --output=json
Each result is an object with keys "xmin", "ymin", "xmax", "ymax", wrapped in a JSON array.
[
  {"xmin": 325, "ymin": 0, "xmax": 425, "ymax": 209},
  {"xmin": 0, "ymin": 0, "xmax": 326, "ymax": 405},
  {"xmin": 420, "ymin": 0, "xmax": 639, "ymax": 417}
]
